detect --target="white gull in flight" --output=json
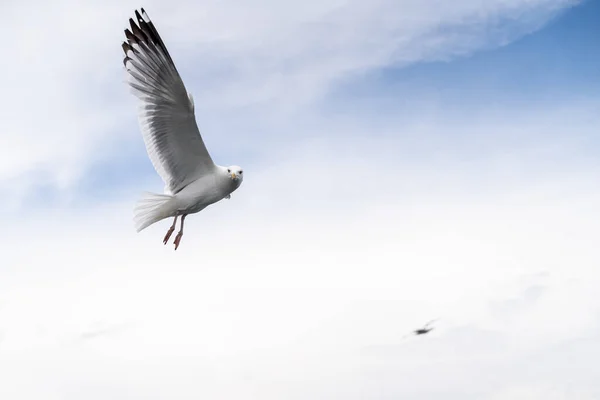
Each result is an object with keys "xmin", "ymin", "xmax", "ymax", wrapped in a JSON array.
[{"xmin": 121, "ymin": 8, "xmax": 244, "ymax": 250}]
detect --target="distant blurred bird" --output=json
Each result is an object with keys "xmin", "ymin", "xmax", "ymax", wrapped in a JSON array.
[
  {"xmin": 413, "ymin": 320, "xmax": 436, "ymax": 335},
  {"xmin": 121, "ymin": 8, "xmax": 244, "ymax": 250},
  {"xmin": 403, "ymin": 319, "xmax": 438, "ymax": 339}
]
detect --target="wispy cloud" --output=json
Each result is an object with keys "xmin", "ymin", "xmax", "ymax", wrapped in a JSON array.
[
  {"xmin": 76, "ymin": 321, "xmax": 133, "ymax": 342},
  {"xmin": 0, "ymin": 0, "xmax": 579, "ymax": 203}
]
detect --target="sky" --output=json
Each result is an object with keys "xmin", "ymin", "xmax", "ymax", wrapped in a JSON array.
[{"xmin": 1, "ymin": 0, "xmax": 600, "ymax": 398}]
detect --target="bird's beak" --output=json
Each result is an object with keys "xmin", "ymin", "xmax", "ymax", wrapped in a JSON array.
[{"xmin": 230, "ymin": 172, "xmax": 237, "ymax": 180}]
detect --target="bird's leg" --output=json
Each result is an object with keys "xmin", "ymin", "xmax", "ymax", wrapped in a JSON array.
[
  {"xmin": 163, "ymin": 216, "xmax": 178, "ymax": 245},
  {"xmin": 173, "ymin": 214, "xmax": 186, "ymax": 250}
]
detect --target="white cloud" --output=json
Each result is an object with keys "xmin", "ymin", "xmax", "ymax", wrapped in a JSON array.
[
  {"xmin": 487, "ymin": 384, "xmax": 599, "ymax": 400},
  {"xmin": 0, "ymin": 0, "xmax": 579, "ymax": 200},
  {"xmin": 2, "ymin": 101, "xmax": 600, "ymax": 398}
]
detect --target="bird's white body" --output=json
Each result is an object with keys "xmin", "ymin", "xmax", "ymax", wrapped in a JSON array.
[
  {"xmin": 133, "ymin": 165, "xmax": 244, "ymax": 233},
  {"xmin": 122, "ymin": 9, "xmax": 244, "ymax": 247},
  {"xmin": 174, "ymin": 167, "xmax": 241, "ymax": 214},
  {"xmin": 173, "ymin": 167, "xmax": 241, "ymax": 214}
]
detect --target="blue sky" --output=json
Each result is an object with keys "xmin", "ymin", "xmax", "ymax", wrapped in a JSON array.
[
  {"xmin": 2, "ymin": 1, "xmax": 600, "ymax": 399},
  {"xmin": 332, "ymin": 0, "xmax": 600, "ymax": 110},
  {"xmin": 1, "ymin": 0, "xmax": 596, "ymax": 212},
  {"xmin": 71, "ymin": 0, "xmax": 600, "ymax": 206}
]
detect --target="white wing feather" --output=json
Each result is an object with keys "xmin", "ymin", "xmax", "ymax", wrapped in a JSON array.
[{"xmin": 122, "ymin": 9, "xmax": 215, "ymax": 194}]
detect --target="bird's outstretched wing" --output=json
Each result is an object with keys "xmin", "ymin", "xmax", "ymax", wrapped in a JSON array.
[
  {"xmin": 122, "ymin": 8, "xmax": 215, "ymax": 194},
  {"xmin": 423, "ymin": 318, "xmax": 438, "ymax": 328}
]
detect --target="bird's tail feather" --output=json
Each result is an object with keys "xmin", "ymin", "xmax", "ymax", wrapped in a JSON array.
[{"xmin": 133, "ymin": 192, "xmax": 176, "ymax": 232}]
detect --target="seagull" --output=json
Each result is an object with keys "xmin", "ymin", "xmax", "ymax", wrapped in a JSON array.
[{"xmin": 121, "ymin": 8, "xmax": 244, "ymax": 250}]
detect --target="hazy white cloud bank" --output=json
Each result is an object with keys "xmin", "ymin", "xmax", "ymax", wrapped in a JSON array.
[{"xmin": 1, "ymin": 101, "xmax": 600, "ymax": 398}]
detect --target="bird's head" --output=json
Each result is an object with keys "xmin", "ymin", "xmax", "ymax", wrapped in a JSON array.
[{"xmin": 226, "ymin": 165, "xmax": 244, "ymax": 185}]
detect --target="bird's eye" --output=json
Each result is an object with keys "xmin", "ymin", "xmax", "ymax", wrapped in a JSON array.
[
  {"xmin": 227, "ymin": 169, "xmax": 230, "ymax": 173},
  {"xmin": 240, "ymin": 170, "xmax": 243, "ymax": 174}
]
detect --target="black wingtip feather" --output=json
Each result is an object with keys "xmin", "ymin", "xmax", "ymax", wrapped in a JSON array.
[
  {"xmin": 135, "ymin": 10, "xmax": 144, "ymax": 24},
  {"xmin": 122, "ymin": 40, "xmax": 132, "ymax": 66},
  {"xmin": 129, "ymin": 18, "xmax": 146, "ymax": 42},
  {"xmin": 122, "ymin": 8, "xmax": 178, "ymax": 71},
  {"xmin": 124, "ymin": 29, "xmax": 138, "ymax": 45}
]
